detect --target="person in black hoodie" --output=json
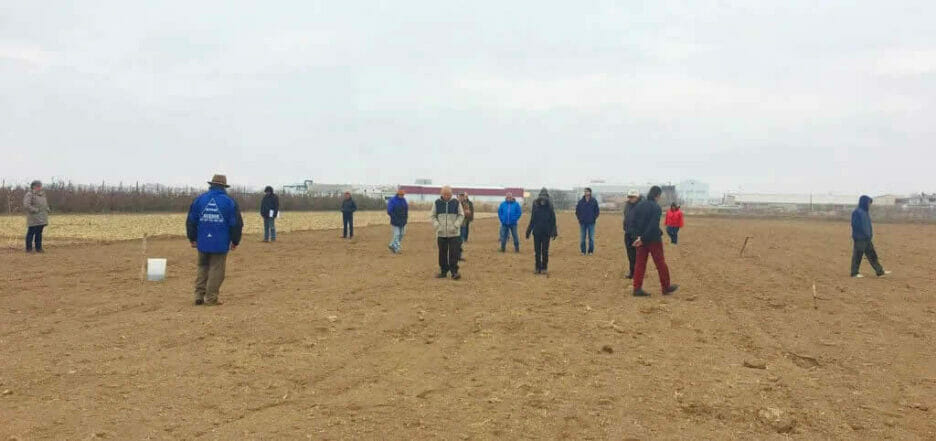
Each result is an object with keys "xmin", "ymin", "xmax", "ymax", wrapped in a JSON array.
[
  {"xmin": 622, "ymin": 189, "xmax": 642, "ymax": 278},
  {"xmin": 526, "ymin": 188, "xmax": 558, "ymax": 275},
  {"xmin": 260, "ymin": 186, "xmax": 279, "ymax": 242},
  {"xmin": 850, "ymin": 195, "xmax": 890, "ymax": 278},
  {"xmin": 630, "ymin": 185, "xmax": 679, "ymax": 297},
  {"xmin": 340, "ymin": 191, "xmax": 357, "ymax": 238}
]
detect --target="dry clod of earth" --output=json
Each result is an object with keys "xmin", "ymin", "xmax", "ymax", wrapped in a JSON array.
[
  {"xmin": 1, "ymin": 389, "xmax": 11, "ymax": 395},
  {"xmin": 758, "ymin": 407, "xmax": 796, "ymax": 433},
  {"xmin": 744, "ymin": 359, "xmax": 768, "ymax": 370},
  {"xmin": 600, "ymin": 345, "xmax": 614, "ymax": 354},
  {"xmin": 789, "ymin": 353, "xmax": 820, "ymax": 369}
]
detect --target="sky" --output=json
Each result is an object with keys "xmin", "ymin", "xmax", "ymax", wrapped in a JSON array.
[{"xmin": 1, "ymin": 0, "xmax": 934, "ymax": 195}]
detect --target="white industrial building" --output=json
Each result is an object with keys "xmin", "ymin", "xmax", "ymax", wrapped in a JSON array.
[{"xmin": 676, "ymin": 180, "xmax": 711, "ymax": 206}]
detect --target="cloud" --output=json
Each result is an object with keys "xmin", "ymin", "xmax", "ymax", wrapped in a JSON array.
[
  {"xmin": 0, "ymin": 42, "xmax": 59, "ymax": 67},
  {"xmin": 873, "ymin": 49, "xmax": 936, "ymax": 76}
]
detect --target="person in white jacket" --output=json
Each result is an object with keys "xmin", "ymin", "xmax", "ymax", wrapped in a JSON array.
[{"xmin": 430, "ymin": 186, "xmax": 465, "ymax": 280}]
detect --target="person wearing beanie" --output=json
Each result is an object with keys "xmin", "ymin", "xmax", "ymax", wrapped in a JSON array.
[
  {"xmin": 850, "ymin": 195, "xmax": 890, "ymax": 278},
  {"xmin": 260, "ymin": 185, "xmax": 280, "ymax": 242},
  {"xmin": 629, "ymin": 185, "xmax": 679, "ymax": 297},
  {"xmin": 23, "ymin": 180, "xmax": 50, "ymax": 253},
  {"xmin": 186, "ymin": 174, "xmax": 244, "ymax": 306},
  {"xmin": 622, "ymin": 189, "xmax": 643, "ymax": 278},
  {"xmin": 526, "ymin": 188, "xmax": 558, "ymax": 274},
  {"xmin": 575, "ymin": 187, "xmax": 600, "ymax": 255}
]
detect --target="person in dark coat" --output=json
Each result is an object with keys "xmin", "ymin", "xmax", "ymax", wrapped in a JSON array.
[
  {"xmin": 851, "ymin": 195, "xmax": 890, "ymax": 278},
  {"xmin": 260, "ymin": 186, "xmax": 279, "ymax": 242},
  {"xmin": 387, "ymin": 189, "xmax": 409, "ymax": 254},
  {"xmin": 630, "ymin": 185, "xmax": 678, "ymax": 297},
  {"xmin": 575, "ymin": 187, "xmax": 600, "ymax": 255},
  {"xmin": 622, "ymin": 189, "xmax": 642, "ymax": 278},
  {"xmin": 340, "ymin": 191, "xmax": 357, "ymax": 238},
  {"xmin": 525, "ymin": 188, "xmax": 558, "ymax": 275},
  {"xmin": 186, "ymin": 174, "xmax": 244, "ymax": 306}
]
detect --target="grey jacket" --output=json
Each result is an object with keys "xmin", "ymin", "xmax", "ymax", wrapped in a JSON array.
[
  {"xmin": 24, "ymin": 190, "xmax": 50, "ymax": 227},
  {"xmin": 431, "ymin": 197, "xmax": 464, "ymax": 238}
]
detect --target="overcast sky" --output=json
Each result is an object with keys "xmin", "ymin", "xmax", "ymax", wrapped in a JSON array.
[{"xmin": 1, "ymin": 0, "xmax": 934, "ymax": 194}]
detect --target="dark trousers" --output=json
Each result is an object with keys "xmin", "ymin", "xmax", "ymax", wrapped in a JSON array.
[
  {"xmin": 26, "ymin": 225, "xmax": 45, "ymax": 251},
  {"xmin": 460, "ymin": 224, "xmax": 470, "ymax": 243},
  {"xmin": 666, "ymin": 226, "xmax": 680, "ymax": 244},
  {"xmin": 851, "ymin": 239, "xmax": 884, "ymax": 276},
  {"xmin": 634, "ymin": 241, "xmax": 671, "ymax": 291},
  {"xmin": 438, "ymin": 236, "xmax": 461, "ymax": 274},
  {"xmin": 624, "ymin": 233, "xmax": 638, "ymax": 276},
  {"xmin": 342, "ymin": 212, "xmax": 354, "ymax": 237},
  {"xmin": 195, "ymin": 252, "xmax": 228, "ymax": 304},
  {"xmin": 533, "ymin": 233, "xmax": 551, "ymax": 271}
]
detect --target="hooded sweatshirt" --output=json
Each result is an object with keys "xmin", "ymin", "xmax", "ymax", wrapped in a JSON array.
[
  {"xmin": 387, "ymin": 195, "xmax": 409, "ymax": 227},
  {"xmin": 526, "ymin": 189, "xmax": 558, "ymax": 238},
  {"xmin": 851, "ymin": 195, "xmax": 873, "ymax": 240},
  {"xmin": 260, "ymin": 187, "xmax": 279, "ymax": 218}
]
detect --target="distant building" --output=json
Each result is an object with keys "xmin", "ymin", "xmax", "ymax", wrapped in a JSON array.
[
  {"xmin": 676, "ymin": 180, "xmax": 711, "ymax": 206},
  {"xmin": 399, "ymin": 184, "xmax": 525, "ymax": 204},
  {"xmin": 907, "ymin": 192, "xmax": 936, "ymax": 207},
  {"xmin": 723, "ymin": 193, "xmax": 859, "ymax": 207},
  {"xmin": 872, "ymin": 194, "xmax": 900, "ymax": 206}
]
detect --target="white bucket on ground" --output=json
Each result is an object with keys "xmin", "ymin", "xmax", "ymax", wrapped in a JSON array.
[{"xmin": 147, "ymin": 258, "xmax": 167, "ymax": 281}]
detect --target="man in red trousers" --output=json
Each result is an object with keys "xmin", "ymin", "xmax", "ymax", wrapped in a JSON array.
[{"xmin": 629, "ymin": 185, "xmax": 679, "ymax": 297}]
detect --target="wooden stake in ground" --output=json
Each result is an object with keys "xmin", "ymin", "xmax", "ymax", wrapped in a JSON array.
[
  {"xmin": 140, "ymin": 233, "xmax": 148, "ymax": 284},
  {"xmin": 812, "ymin": 282, "xmax": 818, "ymax": 310},
  {"xmin": 739, "ymin": 236, "xmax": 753, "ymax": 257}
]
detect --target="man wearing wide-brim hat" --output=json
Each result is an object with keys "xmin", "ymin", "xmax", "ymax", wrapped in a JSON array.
[{"xmin": 185, "ymin": 174, "xmax": 244, "ymax": 306}]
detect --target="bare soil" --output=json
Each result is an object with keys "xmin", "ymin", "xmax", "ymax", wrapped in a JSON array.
[{"xmin": 2, "ymin": 214, "xmax": 934, "ymax": 440}]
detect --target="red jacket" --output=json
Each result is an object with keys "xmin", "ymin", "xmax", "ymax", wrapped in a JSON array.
[{"xmin": 665, "ymin": 209, "xmax": 684, "ymax": 228}]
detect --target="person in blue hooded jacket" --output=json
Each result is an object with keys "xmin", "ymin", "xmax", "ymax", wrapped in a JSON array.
[
  {"xmin": 387, "ymin": 189, "xmax": 408, "ymax": 254},
  {"xmin": 497, "ymin": 193, "xmax": 523, "ymax": 252},
  {"xmin": 850, "ymin": 195, "xmax": 889, "ymax": 278},
  {"xmin": 186, "ymin": 174, "xmax": 244, "ymax": 306}
]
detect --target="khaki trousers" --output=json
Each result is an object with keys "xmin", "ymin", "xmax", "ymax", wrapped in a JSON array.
[{"xmin": 195, "ymin": 252, "xmax": 227, "ymax": 304}]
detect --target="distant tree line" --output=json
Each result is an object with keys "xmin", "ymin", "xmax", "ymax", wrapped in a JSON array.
[{"xmin": 0, "ymin": 182, "xmax": 390, "ymax": 215}]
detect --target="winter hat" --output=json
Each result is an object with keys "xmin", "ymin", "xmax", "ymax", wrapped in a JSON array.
[{"xmin": 539, "ymin": 188, "xmax": 550, "ymax": 198}]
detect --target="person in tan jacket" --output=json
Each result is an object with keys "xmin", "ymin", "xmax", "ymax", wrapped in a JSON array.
[
  {"xmin": 430, "ymin": 186, "xmax": 465, "ymax": 279},
  {"xmin": 23, "ymin": 180, "xmax": 50, "ymax": 253}
]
